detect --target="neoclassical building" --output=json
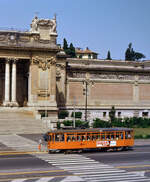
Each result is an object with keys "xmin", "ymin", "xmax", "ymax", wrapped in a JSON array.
[{"xmin": 0, "ymin": 16, "xmax": 150, "ymax": 121}]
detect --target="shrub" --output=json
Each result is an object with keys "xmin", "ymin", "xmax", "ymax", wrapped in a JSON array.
[
  {"xmin": 63, "ymin": 120, "xmax": 73, "ymax": 126},
  {"xmin": 58, "ymin": 110, "xmax": 69, "ymax": 119},
  {"xmin": 75, "ymin": 120, "xmax": 89, "ymax": 128},
  {"xmin": 93, "ymin": 118, "xmax": 111, "ymax": 128},
  {"xmin": 71, "ymin": 112, "xmax": 82, "ymax": 119},
  {"xmin": 57, "ymin": 121, "xmax": 61, "ymax": 129},
  {"xmin": 41, "ymin": 112, "xmax": 48, "ymax": 118}
]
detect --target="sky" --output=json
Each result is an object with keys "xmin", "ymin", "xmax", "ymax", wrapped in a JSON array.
[{"xmin": 0, "ymin": 0, "xmax": 149, "ymax": 60}]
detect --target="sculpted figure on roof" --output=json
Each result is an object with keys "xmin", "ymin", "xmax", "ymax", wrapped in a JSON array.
[
  {"xmin": 50, "ymin": 14, "xmax": 57, "ymax": 34},
  {"xmin": 30, "ymin": 16, "xmax": 39, "ymax": 32}
]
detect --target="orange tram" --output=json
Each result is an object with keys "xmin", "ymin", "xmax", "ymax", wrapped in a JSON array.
[{"xmin": 43, "ymin": 128, "xmax": 134, "ymax": 153}]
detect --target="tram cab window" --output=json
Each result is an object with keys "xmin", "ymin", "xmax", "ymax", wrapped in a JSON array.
[
  {"xmin": 125, "ymin": 131, "xmax": 131, "ymax": 139},
  {"xmin": 48, "ymin": 135, "xmax": 51, "ymax": 141},
  {"xmin": 67, "ymin": 136, "xmax": 71, "ymax": 142},
  {"xmin": 60, "ymin": 134, "xmax": 64, "ymax": 141},
  {"xmin": 55, "ymin": 134, "xmax": 64, "ymax": 142}
]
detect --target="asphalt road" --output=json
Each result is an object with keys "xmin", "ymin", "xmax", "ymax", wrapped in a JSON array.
[
  {"xmin": 0, "ymin": 145, "xmax": 150, "ymax": 181},
  {"xmin": 83, "ymin": 145, "xmax": 150, "ymax": 177}
]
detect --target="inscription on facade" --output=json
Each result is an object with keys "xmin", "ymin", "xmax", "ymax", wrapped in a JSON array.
[
  {"xmin": 90, "ymin": 73, "xmax": 134, "ymax": 80},
  {"xmin": 68, "ymin": 72, "xmax": 86, "ymax": 78},
  {"xmin": 139, "ymin": 75, "xmax": 150, "ymax": 80}
]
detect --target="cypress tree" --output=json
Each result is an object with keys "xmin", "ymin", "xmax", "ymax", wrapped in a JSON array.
[{"xmin": 106, "ymin": 50, "xmax": 112, "ymax": 60}]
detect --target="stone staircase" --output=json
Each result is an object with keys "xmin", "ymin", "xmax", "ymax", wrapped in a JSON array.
[{"xmin": 0, "ymin": 110, "xmax": 45, "ymax": 134}]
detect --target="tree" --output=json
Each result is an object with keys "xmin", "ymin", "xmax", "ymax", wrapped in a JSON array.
[
  {"xmin": 69, "ymin": 43, "xmax": 76, "ymax": 58},
  {"xmin": 106, "ymin": 50, "xmax": 112, "ymax": 60},
  {"xmin": 63, "ymin": 38, "xmax": 68, "ymax": 51},
  {"xmin": 125, "ymin": 43, "xmax": 145, "ymax": 61},
  {"xmin": 109, "ymin": 106, "xmax": 116, "ymax": 123},
  {"xmin": 63, "ymin": 38, "xmax": 76, "ymax": 58}
]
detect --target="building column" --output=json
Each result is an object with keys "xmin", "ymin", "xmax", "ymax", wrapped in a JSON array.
[
  {"xmin": 27, "ymin": 62, "xmax": 33, "ymax": 106},
  {"xmin": 11, "ymin": 59, "xmax": 18, "ymax": 106},
  {"xmin": 3, "ymin": 59, "xmax": 11, "ymax": 106}
]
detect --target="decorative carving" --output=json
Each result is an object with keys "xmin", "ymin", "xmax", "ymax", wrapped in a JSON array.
[
  {"xmin": 0, "ymin": 35, "xmax": 6, "ymax": 41},
  {"xmin": 32, "ymin": 56, "xmax": 56, "ymax": 71},
  {"xmin": 30, "ymin": 15, "xmax": 57, "ymax": 35},
  {"xmin": 56, "ymin": 63, "xmax": 65, "ymax": 70}
]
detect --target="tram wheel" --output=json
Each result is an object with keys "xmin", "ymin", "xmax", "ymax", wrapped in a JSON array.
[
  {"xmin": 77, "ymin": 149, "xmax": 83, "ymax": 153},
  {"xmin": 64, "ymin": 150, "xmax": 72, "ymax": 154}
]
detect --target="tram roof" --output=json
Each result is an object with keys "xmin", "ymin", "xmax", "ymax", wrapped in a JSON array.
[{"xmin": 47, "ymin": 127, "xmax": 133, "ymax": 134}]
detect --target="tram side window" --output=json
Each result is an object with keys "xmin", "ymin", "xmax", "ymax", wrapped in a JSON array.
[
  {"xmin": 120, "ymin": 132, "xmax": 124, "ymax": 139},
  {"xmin": 55, "ymin": 134, "xmax": 64, "ymax": 142},
  {"xmin": 77, "ymin": 134, "xmax": 86, "ymax": 141},
  {"xmin": 106, "ymin": 134, "xmax": 110, "ymax": 140},
  {"xmin": 87, "ymin": 133, "xmax": 91, "ymax": 141},
  {"xmin": 67, "ymin": 134, "xmax": 77, "ymax": 142},
  {"xmin": 110, "ymin": 133, "xmax": 115, "ymax": 140},
  {"xmin": 101, "ymin": 133, "xmax": 105, "ymax": 140},
  {"xmin": 116, "ymin": 132, "xmax": 119, "ymax": 140}
]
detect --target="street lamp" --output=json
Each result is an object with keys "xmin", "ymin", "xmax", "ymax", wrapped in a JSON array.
[{"xmin": 83, "ymin": 79, "xmax": 89, "ymax": 122}]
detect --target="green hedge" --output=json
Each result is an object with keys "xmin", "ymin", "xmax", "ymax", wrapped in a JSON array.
[
  {"xmin": 58, "ymin": 110, "xmax": 69, "ymax": 119},
  {"xmin": 63, "ymin": 120, "xmax": 89, "ymax": 128},
  {"xmin": 93, "ymin": 117, "xmax": 150, "ymax": 129}
]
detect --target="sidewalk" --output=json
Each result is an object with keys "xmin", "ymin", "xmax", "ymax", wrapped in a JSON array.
[{"xmin": 134, "ymin": 139, "xmax": 150, "ymax": 146}]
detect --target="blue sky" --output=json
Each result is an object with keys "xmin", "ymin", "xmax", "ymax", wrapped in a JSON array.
[{"xmin": 0, "ymin": 0, "xmax": 149, "ymax": 60}]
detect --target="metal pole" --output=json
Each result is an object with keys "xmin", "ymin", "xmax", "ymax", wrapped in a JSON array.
[
  {"xmin": 73, "ymin": 103, "xmax": 76, "ymax": 128},
  {"xmin": 85, "ymin": 81, "xmax": 88, "ymax": 122}
]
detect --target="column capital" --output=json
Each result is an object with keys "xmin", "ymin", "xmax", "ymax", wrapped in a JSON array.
[
  {"xmin": 5, "ymin": 58, "xmax": 11, "ymax": 63},
  {"xmin": 5, "ymin": 57, "xmax": 19, "ymax": 63}
]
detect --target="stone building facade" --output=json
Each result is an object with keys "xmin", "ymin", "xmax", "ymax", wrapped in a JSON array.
[{"xmin": 0, "ymin": 16, "xmax": 150, "ymax": 121}]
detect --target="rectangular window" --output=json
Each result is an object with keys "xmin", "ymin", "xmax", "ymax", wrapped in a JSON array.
[
  {"xmin": 118, "ymin": 112, "xmax": 121, "ymax": 117},
  {"xmin": 142, "ymin": 112, "xmax": 148, "ymax": 117},
  {"xmin": 103, "ymin": 112, "xmax": 106, "ymax": 117}
]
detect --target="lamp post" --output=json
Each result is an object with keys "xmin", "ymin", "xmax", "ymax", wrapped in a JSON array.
[
  {"xmin": 83, "ymin": 79, "xmax": 89, "ymax": 122},
  {"xmin": 83, "ymin": 79, "xmax": 94, "ymax": 122}
]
